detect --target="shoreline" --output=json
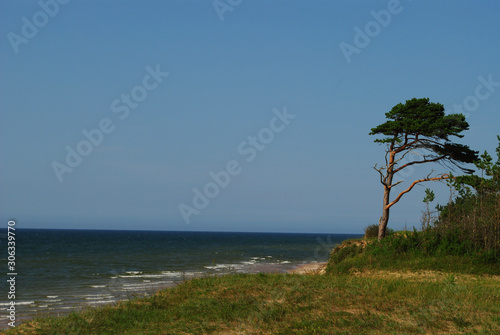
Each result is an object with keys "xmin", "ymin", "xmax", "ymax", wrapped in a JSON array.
[{"xmin": 1, "ymin": 260, "xmax": 328, "ymax": 330}]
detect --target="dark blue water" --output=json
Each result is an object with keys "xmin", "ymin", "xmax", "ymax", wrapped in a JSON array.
[{"xmin": 0, "ymin": 229, "xmax": 361, "ymax": 328}]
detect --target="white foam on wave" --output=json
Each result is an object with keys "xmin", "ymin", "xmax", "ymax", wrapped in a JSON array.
[
  {"xmin": 46, "ymin": 295, "xmax": 59, "ymax": 299},
  {"xmin": 79, "ymin": 294, "xmax": 113, "ymax": 299},
  {"xmin": 133, "ymin": 271, "xmax": 198, "ymax": 278},
  {"xmin": 121, "ymin": 283, "xmax": 151, "ymax": 289},
  {"xmin": 91, "ymin": 285, "xmax": 106, "ymax": 288},
  {"xmin": 241, "ymin": 260, "xmax": 257, "ymax": 265},
  {"xmin": 125, "ymin": 271, "xmax": 142, "ymax": 275},
  {"xmin": 204, "ymin": 263, "xmax": 244, "ymax": 270},
  {"xmin": 85, "ymin": 295, "xmax": 114, "ymax": 300},
  {"xmin": 119, "ymin": 273, "xmax": 174, "ymax": 279},
  {"xmin": 161, "ymin": 271, "xmax": 185, "ymax": 277},
  {"xmin": 86, "ymin": 299, "xmax": 117, "ymax": 305},
  {"xmin": 0, "ymin": 301, "xmax": 35, "ymax": 306}
]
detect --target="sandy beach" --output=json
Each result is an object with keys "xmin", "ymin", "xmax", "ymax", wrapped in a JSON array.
[{"xmin": 287, "ymin": 262, "xmax": 327, "ymax": 274}]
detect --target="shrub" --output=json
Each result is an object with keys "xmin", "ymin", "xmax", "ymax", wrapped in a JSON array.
[
  {"xmin": 363, "ymin": 228, "xmax": 498, "ymax": 263},
  {"xmin": 364, "ymin": 224, "xmax": 379, "ymax": 238},
  {"xmin": 364, "ymin": 224, "xmax": 394, "ymax": 239},
  {"xmin": 329, "ymin": 243, "xmax": 363, "ymax": 265}
]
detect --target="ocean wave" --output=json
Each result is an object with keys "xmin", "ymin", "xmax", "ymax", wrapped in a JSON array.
[
  {"xmin": 118, "ymin": 271, "xmax": 199, "ymax": 279},
  {"xmin": 161, "ymin": 271, "xmax": 185, "ymax": 277},
  {"xmin": 241, "ymin": 260, "xmax": 257, "ymax": 265},
  {"xmin": 204, "ymin": 263, "xmax": 244, "ymax": 270},
  {"xmin": 0, "ymin": 301, "xmax": 35, "ymax": 306},
  {"xmin": 79, "ymin": 294, "xmax": 113, "ymax": 298},
  {"xmin": 85, "ymin": 296, "xmax": 114, "ymax": 300},
  {"xmin": 121, "ymin": 283, "xmax": 152, "ymax": 289},
  {"xmin": 119, "ymin": 274, "xmax": 165, "ymax": 279},
  {"xmin": 86, "ymin": 300, "xmax": 117, "ymax": 305}
]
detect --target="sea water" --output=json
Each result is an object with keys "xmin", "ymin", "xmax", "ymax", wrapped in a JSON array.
[{"xmin": 0, "ymin": 229, "xmax": 361, "ymax": 328}]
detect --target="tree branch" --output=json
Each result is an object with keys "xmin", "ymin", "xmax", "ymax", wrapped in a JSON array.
[
  {"xmin": 373, "ymin": 164, "xmax": 386, "ymax": 186},
  {"xmin": 388, "ymin": 180, "xmax": 404, "ymax": 189},
  {"xmin": 385, "ymin": 173, "xmax": 450, "ymax": 210},
  {"xmin": 393, "ymin": 148, "xmax": 420, "ymax": 165},
  {"xmin": 394, "ymin": 133, "xmax": 420, "ymax": 153},
  {"xmin": 384, "ymin": 148, "xmax": 390, "ymax": 168},
  {"xmin": 393, "ymin": 154, "xmax": 448, "ymax": 174}
]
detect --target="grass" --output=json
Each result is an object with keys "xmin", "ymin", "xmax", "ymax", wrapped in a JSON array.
[
  {"xmin": 3, "ymin": 231, "xmax": 500, "ymax": 334},
  {"xmin": 326, "ymin": 229, "xmax": 500, "ymax": 276},
  {"xmin": 3, "ymin": 266, "xmax": 499, "ymax": 334},
  {"xmin": 327, "ymin": 243, "xmax": 500, "ymax": 277}
]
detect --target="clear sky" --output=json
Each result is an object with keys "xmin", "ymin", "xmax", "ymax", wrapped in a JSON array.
[{"xmin": 1, "ymin": 0, "xmax": 499, "ymax": 234}]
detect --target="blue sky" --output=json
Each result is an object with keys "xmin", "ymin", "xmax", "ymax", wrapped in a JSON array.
[{"xmin": 1, "ymin": 0, "xmax": 499, "ymax": 234}]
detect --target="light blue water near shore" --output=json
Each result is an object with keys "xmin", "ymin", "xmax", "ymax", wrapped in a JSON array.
[{"xmin": 0, "ymin": 229, "xmax": 361, "ymax": 328}]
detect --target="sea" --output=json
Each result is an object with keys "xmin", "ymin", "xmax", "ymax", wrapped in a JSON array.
[{"xmin": 0, "ymin": 229, "xmax": 361, "ymax": 328}]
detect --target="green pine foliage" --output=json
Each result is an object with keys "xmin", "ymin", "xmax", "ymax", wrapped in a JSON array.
[{"xmin": 369, "ymin": 98, "xmax": 477, "ymax": 167}]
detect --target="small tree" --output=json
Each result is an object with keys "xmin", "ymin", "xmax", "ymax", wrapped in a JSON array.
[
  {"xmin": 421, "ymin": 188, "xmax": 436, "ymax": 231},
  {"xmin": 454, "ymin": 136, "xmax": 500, "ymax": 196},
  {"xmin": 370, "ymin": 98, "xmax": 478, "ymax": 241}
]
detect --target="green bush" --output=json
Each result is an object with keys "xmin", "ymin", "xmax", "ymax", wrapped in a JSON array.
[
  {"xmin": 329, "ymin": 243, "xmax": 363, "ymax": 265},
  {"xmin": 364, "ymin": 224, "xmax": 395, "ymax": 239},
  {"xmin": 363, "ymin": 228, "xmax": 497, "ymax": 263},
  {"xmin": 326, "ymin": 241, "xmax": 366, "ymax": 275},
  {"xmin": 364, "ymin": 224, "xmax": 379, "ymax": 238}
]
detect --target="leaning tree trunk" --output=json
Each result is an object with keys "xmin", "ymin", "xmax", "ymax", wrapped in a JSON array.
[
  {"xmin": 378, "ymin": 170, "xmax": 394, "ymax": 241},
  {"xmin": 378, "ymin": 185, "xmax": 391, "ymax": 241}
]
